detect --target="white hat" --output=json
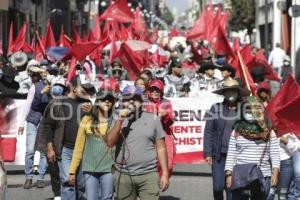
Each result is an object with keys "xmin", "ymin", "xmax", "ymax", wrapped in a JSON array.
[{"xmin": 10, "ymin": 51, "xmax": 28, "ymax": 67}]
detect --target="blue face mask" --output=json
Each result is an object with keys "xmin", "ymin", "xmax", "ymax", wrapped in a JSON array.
[
  {"xmin": 51, "ymin": 85, "xmax": 64, "ymax": 96},
  {"xmin": 243, "ymin": 112, "xmax": 256, "ymax": 123}
]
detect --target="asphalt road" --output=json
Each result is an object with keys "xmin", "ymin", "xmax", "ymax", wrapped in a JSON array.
[{"xmin": 6, "ymin": 164, "xmax": 214, "ymax": 200}]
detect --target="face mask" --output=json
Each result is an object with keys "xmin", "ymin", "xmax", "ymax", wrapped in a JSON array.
[
  {"xmin": 223, "ymin": 90, "xmax": 238, "ymax": 103},
  {"xmin": 243, "ymin": 112, "xmax": 256, "ymax": 123},
  {"xmin": 51, "ymin": 85, "xmax": 64, "ymax": 96},
  {"xmin": 47, "ymin": 74, "xmax": 54, "ymax": 84},
  {"xmin": 283, "ymin": 61, "xmax": 290, "ymax": 66}
]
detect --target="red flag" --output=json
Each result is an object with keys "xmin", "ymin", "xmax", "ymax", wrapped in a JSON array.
[
  {"xmin": 119, "ymin": 23, "xmax": 128, "ymax": 41},
  {"xmin": 132, "ymin": 6, "xmax": 147, "ymax": 39},
  {"xmin": 276, "ymin": 95, "xmax": 300, "ymax": 136},
  {"xmin": 88, "ymin": 30, "xmax": 95, "ymax": 41},
  {"xmin": 117, "ymin": 43, "xmax": 144, "ymax": 79},
  {"xmin": 212, "ymin": 25, "xmax": 233, "ymax": 56},
  {"xmin": 92, "ymin": 17, "xmax": 101, "ymax": 41},
  {"xmin": 72, "ymin": 24, "xmax": 81, "ymax": 44},
  {"xmin": 22, "ymin": 42, "xmax": 33, "ymax": 53},
  {"xmin": 66, "ymin": 57, "xmax": 77, "ymax": 85},
  {"xmin": 8, "ymin": 22, "xmax": 14, "ymax": 55},
  {"xmin": 82, "ymin": 32, "xmax": 88, "ymax": 42},
  {"xmin": 109, "ymin": 37, "xmax": 118, "ymax": 63},
  {"xmin": 14, "ymin": 22, "xmax": 27, "ymax": 52},
  {"xmin": 267, "ymin": 75, "xmax": 300, "ymax": 136},
  {"xmin": 99, "ymin": 0, "xmax": 134, "ymax": 23},
  {"xmin": 149, "ymin": 28, "xmax": 158, "ymax": 44},
  {"xmin": 191, "ymin": 43, "xmax": 203, "ymax": 64},
  {"xmin": 45, "ymin": 21, "xmax": 56, "ymax": 49},
  {"xmin": 219, "ymin": 11, "xmax": 229, "ymax": 31},
  {"xmin": 70, "ymin": 41, "xmax": 101, "ymax": 61},
  {"xmin": 232, "ymin": 38, "xmax": 240, "ymax": 53},
  {"xmin": 254, "ymin": 50, "xmax": 280, "ymax": 81},
  {"xmin": 35, "ymin": 32, "xmax": 46, "ymax": 61},
  {"xmin": 186, "ymin": 10, "xmax": 207, "ymax": 40},
  {"xmin": 169, "ymin": 27, "xmax": 179, "ymax": 38},
  {"xmin": 59, "ymin": 26, "xmax": 72, "ymax": 49}
]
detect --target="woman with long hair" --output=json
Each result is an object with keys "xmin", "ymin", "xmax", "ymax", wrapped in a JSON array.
[
  {"xmin": 225, "ymin": 96, "xmax": 280, "ymax": 200},
  {"xmin": 68, "ymin": 79, "xmax": 119, "ymax": 200}
]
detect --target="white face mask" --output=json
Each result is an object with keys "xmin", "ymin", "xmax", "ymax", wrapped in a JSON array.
[{"xmin": 243, "ymin": 112, "xmax": 256, "ymax": 123}]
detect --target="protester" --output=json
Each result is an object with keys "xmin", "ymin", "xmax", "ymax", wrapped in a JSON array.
[
  {"xmin": 134, "ymin": 77, "xmax": 148, "ymax": 100},
  {"xmin": 139, "ymin": 69, "xmax": 153, "ymax": 84},
  {"xmin": 256, "ymin": 81, "xmax": 271, "ymax": 106},
  {"xmin": 204, "ymin": 79, "xmax": 250, "ymax": 200},
  {"xmin": 277, "ymin": 133, "xmax": 300, "ymax": 199},
  {"xmin": 41, "ymin": 75, "xmax": 94, "ymax": 199},
  {"xmin": 68, "ymin": 79, "xmax": 119, "ymax": 200},
  {"xmin": 225, "ymin": 96, "xmax": 280, "ymax": 199},
  {"xmin": 106, "ymin": 85, "xmax": 169, "ymax": 200},
  {"xmin": 108, "ymin": 58, "xmax": 128, "ymax": 82},
  {"xmin": 218, "ymin": 64, "xmax": 236, "ymax": 87},
  {"xmin": 18, "ymin": 65, "xmax": 49, "ymax": 189},
  {"xmin": 144, "ymin": 79, "xmax": 176, "ymax": 176},
  {"xmin": 281, "ymin": 56, "xmax": 293, "ymax": 83},
  {"xmin": 164, "ymin": 57, "xmax": 190, "ymax": 97},
  {"xmin": 34, "ymin": 77, "xmax": 67, "ymax": 200},
  {"xmin": 268, "ymin": 43, "xmax": 286, "ymax": 77}
]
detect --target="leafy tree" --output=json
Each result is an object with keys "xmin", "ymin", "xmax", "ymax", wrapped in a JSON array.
[
  {"xmin": 229, "ymin": 0, "xmax": 256, "ymax": 34},
  {"xmin": 163, "ymin": 6, "xmax": 174, "ymax": 25}
]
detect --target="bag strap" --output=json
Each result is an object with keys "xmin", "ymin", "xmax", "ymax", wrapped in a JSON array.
[{"xmin": 258, "ymin": 141, "xmax": 268, "ymax": 166}]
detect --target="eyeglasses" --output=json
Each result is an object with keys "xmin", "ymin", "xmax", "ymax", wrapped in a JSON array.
[{"xmin": 112, "ymin": 69, "xmax": 122, "ymax": 75}]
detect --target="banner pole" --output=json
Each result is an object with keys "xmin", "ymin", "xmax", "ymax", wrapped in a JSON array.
[{"xmin": 237, "ymin": 50, "xmax": 252, "ymax": 95}]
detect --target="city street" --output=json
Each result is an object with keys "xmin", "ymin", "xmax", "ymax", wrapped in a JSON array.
[{"xmin": 7, "ymin": 164, "xmax": 213, "ymax": 200}]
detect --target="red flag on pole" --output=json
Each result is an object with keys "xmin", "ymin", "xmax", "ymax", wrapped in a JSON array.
[
  {"xmin": 70, "ymin": 41, "xmax": 101, "ymax": 61},
  {"xmin": 99, "ymin": 0, "xmax": 134, "ymax": 23},
  {"xmin": 212, "ymin": 25, "xmax": 233, "ymax": 56},
  {"xmin": 59, "ymin": 26, "xmax": 72, "ymax": 49},
  {"xmin": 8, "ymin": 22, "xmax": 14, "ymax": 55},
  {"xmin": 66, "ymin": 57, "xmax": 77, "ymax": 85},
  {"xmin": 35, "ymin": 32, "xmax": 46, "ymax": 61},
  {"xmin": 117, "ymin": 43, "xmax": 144, "ymax": 80},
  {"xmin": 72, "ymin": 23, "xmax": 81, "ymax": 44},
  {"xmin": 267, "ymin": 75, "xmax": 300, "ymax": 136},
  {"xmin": 14, "ymin": 22, "xmax": 27, "ymax": 52},
  {"xmin": 45, "ymin": 21, "xmax": 56, "ymax": 49},
  {"xmin": 92, "ymin": 17, "xmax": 101, "ymax": 41}
]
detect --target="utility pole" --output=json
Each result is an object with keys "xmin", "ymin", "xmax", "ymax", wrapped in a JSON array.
[{"xmin": 264, "ymin": 0, "xmax": 269, "ymax": 55}]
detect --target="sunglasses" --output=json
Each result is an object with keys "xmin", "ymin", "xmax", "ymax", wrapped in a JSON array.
[{"xmin": 112, "ymin": 69, "xmax": 122, "ymax": 75}]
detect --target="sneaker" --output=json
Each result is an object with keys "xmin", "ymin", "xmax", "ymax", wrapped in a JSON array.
[
  {"xmin": 23, "ymin": 179, "xmax": 33, "ymax": 189},
  {"xmin": 36, "ymin": 180, "xmax": 45, "ymax": 188}
]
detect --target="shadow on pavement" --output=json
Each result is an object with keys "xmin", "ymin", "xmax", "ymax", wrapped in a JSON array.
[{"xmin": 160, "ymin": 196, "xmax": 180, "ymax": 200}]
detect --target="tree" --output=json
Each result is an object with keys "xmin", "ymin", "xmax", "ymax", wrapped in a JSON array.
[
  {"xmin": 162, "ymin": 6, "xmax": 174, "ymax": 26},
  {"xmin": 229, "ymin": 0, "xmax": 256, "ymax": 34}
]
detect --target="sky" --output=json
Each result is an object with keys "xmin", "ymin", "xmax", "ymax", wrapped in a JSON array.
[{"xmin": 165, "ymin": 0, "xmax": 190, "ymax": 18}]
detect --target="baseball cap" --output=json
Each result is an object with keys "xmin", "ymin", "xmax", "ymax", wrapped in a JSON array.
[
  {"xmin": 148, "ymin": 79, "xmax": 164, "ymax": 91},
  {"xmin": 70, "ymin": 74, "xmax": 96, "ymax": 94}
]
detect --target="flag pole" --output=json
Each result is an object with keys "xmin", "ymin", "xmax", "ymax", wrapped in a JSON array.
[{"xmin": 237, "ymin": 50, "xmax": 252, "ymax": 95}]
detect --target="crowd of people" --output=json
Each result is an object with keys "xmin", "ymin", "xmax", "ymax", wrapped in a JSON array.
[{"xmin": 0, "ymin": 35, "xmax": 299, "ymax": 200}]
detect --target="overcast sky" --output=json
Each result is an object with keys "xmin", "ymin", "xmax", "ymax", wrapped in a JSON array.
[{"xmin": 165, "ymin": 0, "xmax": 189, "ymax": 17}]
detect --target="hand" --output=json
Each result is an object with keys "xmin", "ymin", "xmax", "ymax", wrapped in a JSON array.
[
  {"xmin": 158, "ymin": 108, "xmax": 167, "ymax": 118},
  {"xmin": 205, "ymin": 156, "xmax": 212, "ymax": 165},
  {"xmin": 118, "ymin": 109, "xmax": 130, "ymax": 120},
  {"xmin": 47, "ymin": 149, "xmax": 56, "ymax": 163},
  {"xmin": 68, "ymin": 174, "xmax": 76, "ymax": 186},
  {"xmin": 18, "ymin": 127, "xmax": 24, "ymax": 135},
  {"xmin": 271, "ymin": 168, "xmax": 279, "ymax": 187},
  {"xmin": 81, "ymin": 103, "xmax": 92, "ymax": 113},
  {"xmin": 280, "ymin": 137, "xmax": 288, "ymax": 145},
  {"xmin": 41, "ymin": 85, "xmax": 50, "ymax": 94},
  {"xmin": 225, "ymin": 175, "xmax": 232, "ymax": 189},
  {"xmin": 160, "ymin": 173, "xmax": 169, "ymax": 192}
]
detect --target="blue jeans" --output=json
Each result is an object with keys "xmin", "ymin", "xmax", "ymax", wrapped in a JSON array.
[
  {"xmin": 232, "ymin": 177, "xmax": 271, "ymax": 200},
  {"xmin": 84, "ymin": 172, "xmax": 114, "ymax": 200},
  {"xmin": 277, "ymin": 158, "xmax": 294, "ymax": 200},
  {"xmin": 288, "ymin": 152, "xmax": 300, "ymax": 199},
  {"xmin": 25, "ymin": 122, "xmax": 47, "ymax": 180},
  {"xmin": 212, "ymin": 154, "xmax": 232, "ymax": 200},
  {"xmin": 58, "ymin": 147, "xmax": 85, "ymax": 200}
]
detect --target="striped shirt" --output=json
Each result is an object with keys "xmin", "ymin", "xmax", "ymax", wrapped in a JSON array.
[{"xmin": 225, "ymin": 130, "xmax": 280, "ymax": 177}]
